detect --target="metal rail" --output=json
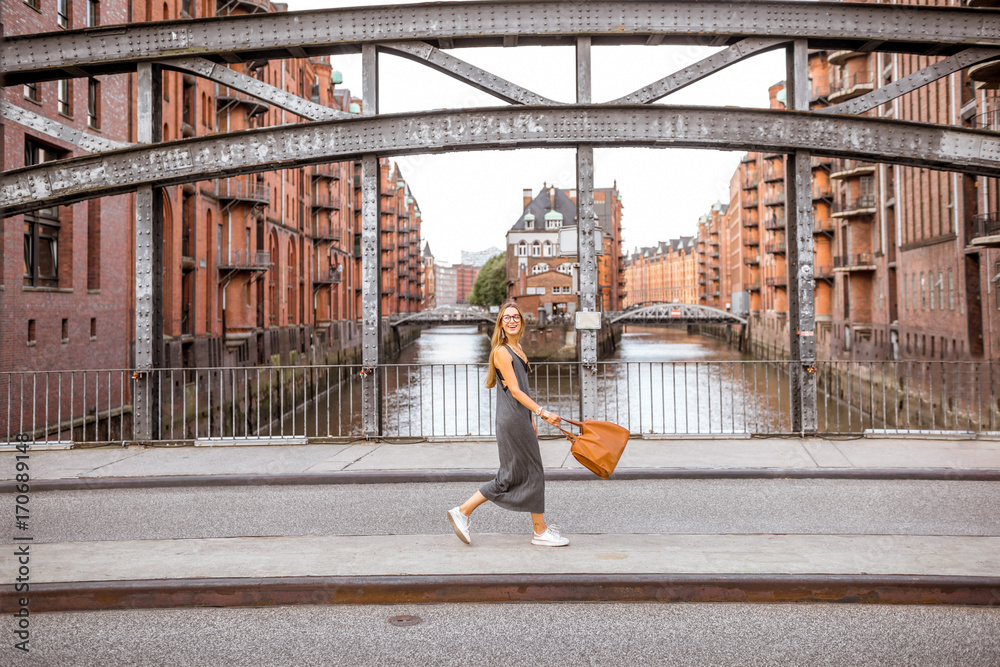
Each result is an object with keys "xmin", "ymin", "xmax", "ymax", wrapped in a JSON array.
[
  {"xmin": 3, "ymin": 1, "xmax": 999, "ymax": 85},
  {"xmin": 3, "ymin": 360, "xmax": 997, "ymax": 444}
]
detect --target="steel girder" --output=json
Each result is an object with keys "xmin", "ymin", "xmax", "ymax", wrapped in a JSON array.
[
  {"xmin": 392, "ymin": 307, "xmax": 493, "ymax": 326},
  {"xmin": 4, "ymin": 106, "xmax": 998, "ymax": 218},
  {"xmin": 609, "ymin": 304, "xmax": 747, "ymax": 326},
  {"xmin": 3, "ymin": 1, "xmax": 999, "ymax": 86}
]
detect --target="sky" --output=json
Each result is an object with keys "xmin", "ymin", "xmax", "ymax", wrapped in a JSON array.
[{"xmin": 283, "ymin": 0, "xmax": 787, "ymax": 264}]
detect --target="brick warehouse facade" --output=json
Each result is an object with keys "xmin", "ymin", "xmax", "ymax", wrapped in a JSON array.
[
  {"xmin": 628, "ymin": 1, "xmax": 1000, "ymax": 364},
  {"xmin": 2, "ymin": 0, "xmax": 427, "ymax": 438}
]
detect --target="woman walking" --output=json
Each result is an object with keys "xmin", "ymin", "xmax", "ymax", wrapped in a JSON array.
[{"xmin": 447, "ymin": 302, "xmax": 569, "ymax": 547}]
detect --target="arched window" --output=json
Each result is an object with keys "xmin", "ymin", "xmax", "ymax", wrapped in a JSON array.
[
  {"xmin": 531, "ymin": 242, "xmax": 541, "ymax": 257},
  {"xmin": 542, "ymin": 242, "xmax": 553, "ymax": 257},
  {"xmin": 532, "ymin": 262, "xmax": 549, "ymax": 275},
  {"xmin": 517, "ymin": 242, "xmax": 527, "ymax": 257},
  {"xmin": 557, "ymin": 263, "xmax": 573, "ymax": 275}
]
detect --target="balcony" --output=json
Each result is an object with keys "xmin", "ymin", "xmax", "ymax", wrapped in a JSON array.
[
  {"xmin": 833, "ymin": 195, "xmax": 877, "ymax": 217},
  {"xmin": 812, "ymin": 183, "xmax": 833, "ymax": 200},
  {"xmin": 312, "ymin": 228, "xmax": 341, "ymax": 243},
  {"xmin": 833, "ymin": 253, "xmax": 877, "ymax": 271},
  {"xmin": 742, "ymin": 194, "xmax": 759, "ymax": 208},
  {"xmin": 766, "ymin": 275, "xmax": 788, "ymax": 288},
  {"xmin": 765, "ymin": 241, "xmax": 786, "ymax": 255},
  {"xmin": 814, "ymin": 218, "xmax": 835, "ymax": 235},
  {"xmin": 763, "ymin": 188, "xmax": 785, "ymax": 206},
  {"xmin": 746, "ymin": 281, "xmax": 761, "ymax": 292},
  {"xmin": 969, "ymin": 59, "xmax": 1000, "ymax": 87},
  {"xmin": 970, "ymin": 211, "xmax": 1000, "ymax": 247},
  {"xmin": 829, "ymin": 71, "xmax": 875, "ymax": 104},
  {"xmin": 311, "ymin": 163, "xmax": 340, "ymax": 181},
  {"xmin": 745, "ymin": 235, "xmax": 759, "ymax": 247},
  {"xmin": 741, "ymin": 213, "xmax": 759, "ymax": 228},
  {"xmin": 810, "ymin": 82, "xmax": 831, "ymax": 102},
  {"xmin": 313, "ymin": 269, "xmax": 343, "ymax": 285},
  {"xmin": 218, "ymin": 250, "xmax": 270, "ymax": 271},
  {"xmin": 216, "ymin": 179, "xmax": 270, "ymax": 206},
  {"xmin": 828, "ymin": 50, "xmax": 867, "ymax": 66},
  {"xmin": 815, "ymin": 264, "xmax": 834, "ymax": 281},
  {"xmin": 742, "ymin": 175, "xmax": 759, "ymax": 190},
  {"xmin": 743, "ymin": 254, "xmax": 760, "ymax": 266},
  {"xmin": 971, "ymin": 106, "xmax": 1000, "ymax": 132},
  {"xmin": 740, "ymin": 152, "xmax": 755, "ymax": 164},
  {"xmin": 762, "ymin": 164, "xmax": 784, "ymax": 183},
  {"xmin": 215, "ymin": 89, "xmax": 269, "ymax": 117},
  {"xmin": 763, "ymin": 215, "xmax": 785, "ymax": 231},
  {"xmin": 311, "ymin": 192, "xmax": 340, "ymax": 210}
]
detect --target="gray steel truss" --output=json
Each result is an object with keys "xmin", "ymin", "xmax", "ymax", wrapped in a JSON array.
[
  {"xmin": 1, "ymin": 101, "xmax": 133, "ymax": 153},
  {"xmin": 576, "ymin": 36, "xmax": 598, "ymax": 419},
  {"xmin": 360, "ymin": 43, "xmax": 381, "ymax": 439},
  {"xmin": 609, "ymin": 305, "xmax": 747, "ymax": 326},
  {"xmin": 4, "ymin": 106, "xmax": 998, "ymax": 218},
  {"xmin": 391, "ymin": 306, "xmax": 493, "ymax": 327},
  {"xmin": 4, "ymin": 1, "xmax": 999, "ymax": 85},
  {"xmin": 161, "ymin": 57, "xmax": 354, "ymax": 122},
  {"xmin": 785, "ymin": 41, "xmax": 817, "ymax": 434},
  {"xmin": 379, "ymin": 42, "xmax": 557, "ymax": 106},
  {"xmin": 608, "ymin": 38, "xmax": 788, "ymax": 105}
]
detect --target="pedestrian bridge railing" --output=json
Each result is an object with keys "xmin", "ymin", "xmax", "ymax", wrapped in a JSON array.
[{"xmin": 3, "ymin": 361, "xmax": 998, "ymax": 445}]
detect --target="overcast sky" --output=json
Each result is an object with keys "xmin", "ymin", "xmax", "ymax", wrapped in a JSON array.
[{"xmin": 284, "ymin": 0, "xmax": 787, "ymax": 264}]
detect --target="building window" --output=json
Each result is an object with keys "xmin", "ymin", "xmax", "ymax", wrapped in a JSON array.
[
  {"xmin": 948, "ymin": 269, "xmax": 954, "ymax": 311},
  {"xmin": 532, "ymin": 263, "xmax": 549, "ymax": 275},
  {"xmin": 543, "ymin": 243, "xmax": 553, "ymax": 257},
  {"xmin": 61, "ymin": 318, "xmax": 69, "ymax": 343},
  {"xmin": 937, "ymin": 270, "xmax": 944, "ymax": 312},
  {"xmin": 90, "ymin": 318, "xmax": 97, "ymax": 340},
  {"xmin": 531, "ymin": 243, "xmax": 541, "ymax": 258},
  {"xmin": 558, "ymin": 263, "xmax": 573, "ymax": 275},
  {"xmin": 920, "ymin": 272, "xmax": 926, "ymax": 310},
  {"xmin": 24, "ymin": 0, "xmax": 40, "ymax": 10},
  {"xmin": 929, "ymin": 273, "xmax": 936, "ymax": 311},
  {"xmin": 57, "ymin": 0, "xmax": 71, "ymax": 28},
  {"xmin": 27, "ymin": 320, "xmax": 36, "ymax": 345},
  {"xmin": 23, "ymin": 140, "xmax": 64, "ymax": 287},
  {"xmin": 58, "ymin": 79, "xmax": 72, "ymax": 117},
  {"xmin": 23, "ymin": 82, "xmax": 40, "ymax": 103},
  {"xmin": 88, "ymin": 200, "xmax": 101, "ymax": 290},
  {"xmin": 87, "ymin": 0, "xmax": 100, "ymax": 26},
  {"xmin": 87, "ymin": 78, "xmax": 101, "ymax": 129},
  {"xmin": 516, "ymin": 243, "xmax": 527, "ymax": 257}
]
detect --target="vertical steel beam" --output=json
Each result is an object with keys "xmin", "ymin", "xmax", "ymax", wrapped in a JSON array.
[
  {"xmin": 785, "ymin": 40, "xmax": 817, "ymax": 433},
  {"xmin": 135, "ymin": 63, "xmax": 164, "ymax": 442},
  {"xmin": 360, "ymin": 44, "xmax": 382, "ymax": 438},
  {"xmin": 576, "ymin": 37, "xmax": 598, "ymax": 418}
]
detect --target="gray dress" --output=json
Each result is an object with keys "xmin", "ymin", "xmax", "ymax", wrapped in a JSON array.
[{"xmin": 480, "ymin": 345, "xmax": 546, "ymax": 514}]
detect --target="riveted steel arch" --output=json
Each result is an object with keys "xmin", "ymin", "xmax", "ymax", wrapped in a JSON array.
[
  {"xmin": 3, "ymin": 1, "xmax": 1000, "ymax": 85},
  {"xmin": 611, "ymin": 304, "xmax": 748, "ymax": 326},
  {"xmin": 3, "ymin": 106, "xmax": 999, "ymax": 217}
]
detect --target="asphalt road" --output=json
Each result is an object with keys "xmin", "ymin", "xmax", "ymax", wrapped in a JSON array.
[
  {"xmin": 6, "ymin": 603, "xmax": 999, "ymax": 666},
  {"xmin": 16, "ymin": 478, "xmax": 1000, "ymax": 542}
]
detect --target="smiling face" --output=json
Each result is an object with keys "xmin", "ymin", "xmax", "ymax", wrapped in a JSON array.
[{"xmin": 501, "ymin": 306, "xmax": 523, "ymax": 338}]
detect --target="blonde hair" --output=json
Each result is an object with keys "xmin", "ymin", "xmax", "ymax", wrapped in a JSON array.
[{"xmin": 485, "ymin": 301, "xmax": 525, "ymax": 389}]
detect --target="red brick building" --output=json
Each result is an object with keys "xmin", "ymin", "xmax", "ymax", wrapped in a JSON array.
[{"xmin": 506, "ymin": 185, "xmax": 625, "ymax": 319}]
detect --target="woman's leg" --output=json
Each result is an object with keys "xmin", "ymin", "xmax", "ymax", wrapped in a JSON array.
[
  {"xmin": 459, "ymin": 491, "xmax": 488, "ymax": 516},
  {"xmin": 531, "ymin": 513, "xmax": 547, "ymax": 534}
]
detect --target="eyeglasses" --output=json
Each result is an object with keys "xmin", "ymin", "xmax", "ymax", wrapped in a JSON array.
[{"xmin": 501, "ymin": 314, "xmax": 521, "ymax": 322}]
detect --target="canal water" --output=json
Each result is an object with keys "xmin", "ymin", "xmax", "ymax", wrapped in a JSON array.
[{"xmin": 299, "ymin": 325, "xmax": 867, "ymax": 438}]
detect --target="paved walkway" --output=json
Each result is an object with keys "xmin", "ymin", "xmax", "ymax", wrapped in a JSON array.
[
  {"xmin": 3, "ymin": 436, "xmax": 1000, "ymax": 486},
  {"xmin": 2, "ymin": 436, "xmax": 998, "ymax": 611}
]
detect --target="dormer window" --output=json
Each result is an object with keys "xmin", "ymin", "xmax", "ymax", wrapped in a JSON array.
[
  {"xmin": 544, "ymin": 210, "xmax": 563, "ymax": 230},
  {"xmin": 524, "ymin": 213, "xmax": 535, "ymax": 231}
]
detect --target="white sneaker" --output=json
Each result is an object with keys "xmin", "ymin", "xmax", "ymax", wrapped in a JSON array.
[
  {"xmin": 447, "ymin": 506, "xmax": 471, "ymax": 545},
  {"xmin": 531, "ymin": 526, "xmax": 569, "ymax": 547}
]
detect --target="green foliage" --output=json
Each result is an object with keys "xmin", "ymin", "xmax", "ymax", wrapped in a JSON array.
[{"xmin": 468, "ymin": 254, "xmax": 507, "ymax": 307}]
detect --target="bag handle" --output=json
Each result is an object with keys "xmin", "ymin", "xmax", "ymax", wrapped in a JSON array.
[{"xmin": 556, "ymin": 417, "xmax": 584, "ymax": 442}]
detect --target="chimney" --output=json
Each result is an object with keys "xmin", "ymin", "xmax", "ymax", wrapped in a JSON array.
[
  {"xmin": 522, "ymin": 188, "xmax": 533, "ymax": 210},
  {"xmin": 549, "ymin": 186, "xmax": 556, "ymax": 210}
]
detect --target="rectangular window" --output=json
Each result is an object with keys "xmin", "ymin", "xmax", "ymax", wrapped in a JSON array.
[
  {"xmin": 90, "ymin": 318, "xmax": 97, "ymax": 340},
  {"xmin": 949, "ymin": 269, "xmax": 954, "ymax": 311},
  {"xmin": 937, "ymin": 270, "xmax": 944, "ymax": 312},
  {"xmin": 87, "ymin": 78, "xmax": 100, "ymax": 129},
  {"xmin": 24, "ymin": 0, "xmax": 40, "ymax": 10},
  {"xmin": 57, "ymin": 0, "xmax": 71, "ymax": 28},
  {"xmin": 23, "ymin": 140, "xmax": 64, "ymax": 287},
  {"xmin": 87, "ymin": 201, "xmax": 101, "ymax": 290},
  {"xmin": 929, "ymin": 273, "xmax": 936, "ymax": 311},
  {"xmin": 920, "ymin": 272, "xmax": 926, "ymax": 310},
  {"xmin": 58, "ymin": 79, "xmax": 72, "ymax": 116},
  {"xmin": 87, "ymin": 0, "xmax": 100, "ymax": 26},
  {"xmin": 28, "ymin": 320, "xmax": 36, "ymax": 345},
  {"xmin": 23, "ymin": 82, "xmax": 40, "ymax": 103},
  {"xmin": 61, "ymin": 318, "xmax": 69, "ymax": 343}
]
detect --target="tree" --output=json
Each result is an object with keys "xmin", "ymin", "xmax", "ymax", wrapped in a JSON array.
[{"xmin": 468, "ymin": 254, "xmax": 506, "ymax": 307}]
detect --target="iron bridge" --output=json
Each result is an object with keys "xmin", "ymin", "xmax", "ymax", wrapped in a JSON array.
[
  {"xmin": 391, "ymin": 306, "xmax": 494, "ymax": 327},
  {"xmin": 610, "ymin": 304, "xmax": 747, "ymax": 326},
  {"xmin": 3, "ymin": 0, "xmax": 999, "ymax": 437}
]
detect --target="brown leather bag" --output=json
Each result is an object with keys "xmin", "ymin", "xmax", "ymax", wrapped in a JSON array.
[{"xmin": 559, "ymin": 417, "xmax": 630, "ymax": 479}]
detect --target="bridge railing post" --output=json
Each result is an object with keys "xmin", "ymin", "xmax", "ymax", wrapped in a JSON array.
[
  {"xmin": 134, "ymin": 63, "xmax": 164, "ymax": 443},
  {"xmin": 786, "ymin": 40, "xmax": 818, "ymax": 434},
  {"xmin": 576, "ymin": 37, "xmax": 599, "ymax": 419},
  {"xmin": 360, "ymin": 44, "xmax": 383, "ymax": 439}
]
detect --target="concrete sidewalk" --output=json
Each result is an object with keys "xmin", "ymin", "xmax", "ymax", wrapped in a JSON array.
[
  {"xmin": 2, "ymin": 436, "xmax": 1000, "ymax": 489},
  {"xmin": 3, "ymin": 533, "xmax": 999, "ymax": 611}
]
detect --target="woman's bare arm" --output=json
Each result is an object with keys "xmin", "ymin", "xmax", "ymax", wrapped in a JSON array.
[{"xmin": 494, "ymin": 347, "xmax": 561, "ymax": 426}]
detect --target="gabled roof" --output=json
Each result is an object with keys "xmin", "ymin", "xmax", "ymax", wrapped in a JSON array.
[{"xmin": 509, "ymin": 186, "xmax": 579, "ymax": 232}]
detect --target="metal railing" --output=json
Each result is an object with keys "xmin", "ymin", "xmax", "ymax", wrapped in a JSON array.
[
  {"xmin": 218, "ymin": 250, "xmax": 270, "ymax": 270},
  {"xmin": 971, "ymin": 211, "xmax": 1000, "ymax": 239},
  {"xmin": 834, "ymin": 194, "xmax": 877, "ymax": 213},
  {"xmin": 5, "ymin": 361, "xmax": 1000, "ymax": 444},
  {"xmin": 833, "ymin": 252, "xmax": 875, "ymax": 269}
]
